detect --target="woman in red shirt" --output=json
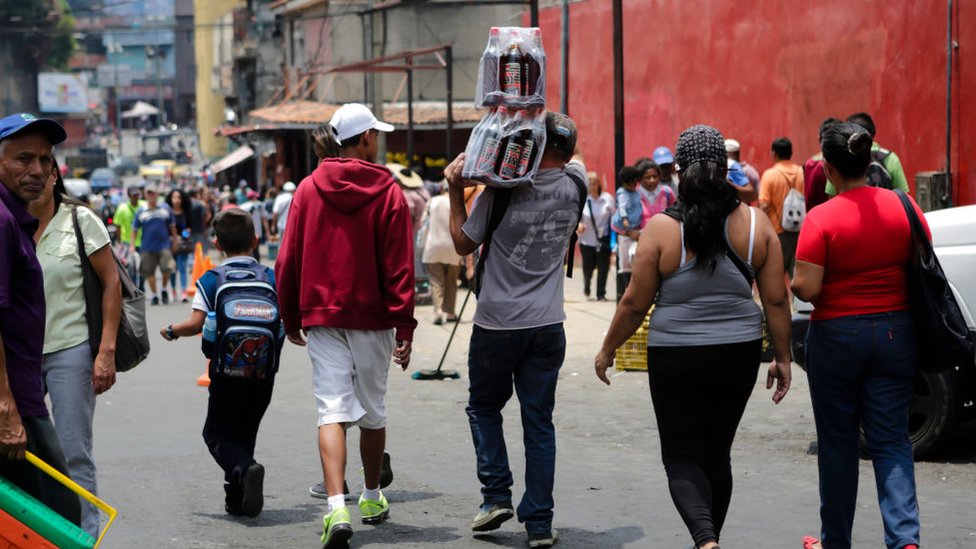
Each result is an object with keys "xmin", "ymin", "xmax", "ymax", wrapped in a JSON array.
[{"xmin": 793, "ymin": 122, "xmax": 927, "ymax": 549}]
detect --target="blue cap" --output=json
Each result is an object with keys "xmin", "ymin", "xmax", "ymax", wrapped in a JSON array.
[
  {"xmin": 0, "ymin": 113, "xmax": 67, "ymax": 145},
  {"xmin": 652, "ymin": 146, "xmax": 674, "ymax": 165}
]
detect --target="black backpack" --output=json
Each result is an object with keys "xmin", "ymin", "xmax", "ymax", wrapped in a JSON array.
[
  {"xmin": 896, "ymin": 191, "xmax": 975, "ymax": 371},
  {"xmin": 473, "ymin": 170, "xmax": 587, "ymax": 296},
  {"xmin": 865, "ymin": 148, "xmax": 894, "ymax": 190},
  {"xmin": 203, "ymin": 263, "xmax": 284, "ymax": 380}
]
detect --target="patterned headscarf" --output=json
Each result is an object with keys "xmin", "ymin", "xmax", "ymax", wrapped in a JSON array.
[{"xmin": 675, "ymin": 125, "xmax": 727, "ymax": 172}]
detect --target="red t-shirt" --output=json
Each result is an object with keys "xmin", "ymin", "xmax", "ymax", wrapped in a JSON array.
[{"xmin": 796, "ymin": 186, "xmax": 931, "ymax": 321}]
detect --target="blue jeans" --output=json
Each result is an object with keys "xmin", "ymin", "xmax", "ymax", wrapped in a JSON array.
[
  {"xmin": 806, "ymin": 311, "xmax": 920, "ymax": 549},
  {"xmin": 172, "ymin": 252, "xmax": 189, "ymax": 293},
  {"xmin": 43, "ymin": 342, "xmax": 99, "ymax": 537},
  {"xmin": 466, "ymin": 323, "xmax": 565, "ymax": 535}
]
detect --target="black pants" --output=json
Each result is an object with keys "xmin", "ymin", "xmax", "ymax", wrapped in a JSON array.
[
  {"xmin": 0, "ymin": 415, "xmax": 82, "ymax": 526},
  {"xmin": 202, "ymin": 375, "xmax": 274, "ymax": 506},
  {"xmin": 647, "ymin": 340, "xmax": 761, "ymax": 547},
  {"xmin": 580, "ymin": 243, "xmax": 611, "ymax": 299}
]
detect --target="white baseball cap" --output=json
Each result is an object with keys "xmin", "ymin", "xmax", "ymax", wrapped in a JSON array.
[
  {"xmin": 724, "ymin": 138, "xmax": 741, "ymax": 153},
  {"xmin": 330, "ymin": 103, "xmax": 394, "ymax": 143}
]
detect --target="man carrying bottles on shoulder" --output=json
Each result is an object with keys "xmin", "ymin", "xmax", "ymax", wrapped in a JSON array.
[{"xmin": 444, "ymin": 112, "xmax": 585, "ymax": 549}]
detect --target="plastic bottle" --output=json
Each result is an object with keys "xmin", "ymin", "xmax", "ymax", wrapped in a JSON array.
[
  {"xmin": 202, "ymin": 311, "xmax": 217, "ymax": 357},
  {"xmin": 481, "ymin": 27, "xmax": 501, "ymax": 106},
  {"xmin": 499, "ymin": 31, "xmax": 523, "ymax": 97},
  {"xmin": 497, "ymin": 112, "xmax": 525, "ymax": 180},
  {"xmin": 515, "ymin": 129, "xmax": 537, "ymax": 177},
  {"xmin": 523, "ymin": 28, "xmax": 543, "ymax": 97},
  {"xmin": 475, "ymin": 110, "xmax": 503, "ymax": 176}
]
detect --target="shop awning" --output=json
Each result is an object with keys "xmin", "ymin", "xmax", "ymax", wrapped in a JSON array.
[{"xmin": 210, "ymin": 145, "xmax": 255, "ymax": 173}]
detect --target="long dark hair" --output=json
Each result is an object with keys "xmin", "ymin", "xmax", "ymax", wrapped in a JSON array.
[
  {"xmin": 166, "ymin": 188, "xmax": 191, "ymax": 229},
  {"xmin": 664, "ymin": 161, "xmax": 739, "ymax": 272},
  {"xmin": 311, "ymin": 123, "xmax": 340, "ymax": 161}
]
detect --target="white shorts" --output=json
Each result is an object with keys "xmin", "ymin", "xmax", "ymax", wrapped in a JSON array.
[{"xmin": 308, "ymin": 327, "xmax": 395, "ymax": 429}]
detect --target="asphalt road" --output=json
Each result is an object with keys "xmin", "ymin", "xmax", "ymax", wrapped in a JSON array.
[{"xmin": 89, "ymin": 274, "xmax": 976, "ymax": 548}]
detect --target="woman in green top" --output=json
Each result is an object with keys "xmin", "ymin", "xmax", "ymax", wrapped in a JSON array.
[{"xmin": 28, "ymin": 162, "xmax": 122, "ymax": 537}]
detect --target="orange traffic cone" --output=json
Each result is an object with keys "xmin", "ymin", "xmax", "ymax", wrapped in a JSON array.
[
  {"xmin": 197, "ymin": 360, "xmax": 211, "ymax": 387},
  {"xmin": 185, "ymin": 243, "xmax": 207, "ymax": 298}
]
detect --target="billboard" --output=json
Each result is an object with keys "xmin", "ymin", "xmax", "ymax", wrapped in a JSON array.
[{"xmin": 38, "ymin": 73, "xmax": 89, "ymax": 113}]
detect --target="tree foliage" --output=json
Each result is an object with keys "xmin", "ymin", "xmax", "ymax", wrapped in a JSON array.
[{"xmin": 0, "ymin": 0, "xmax": 77, "ymax": 69}]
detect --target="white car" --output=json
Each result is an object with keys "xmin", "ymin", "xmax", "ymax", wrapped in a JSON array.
[{"xmin": 791, "ymin": 205, "xmax": 976, "ymax": 457}]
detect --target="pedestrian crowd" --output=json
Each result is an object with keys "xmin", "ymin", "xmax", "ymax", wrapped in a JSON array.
[{"xmin": 0, "ymin": 102, "xmax": 929, "ymax": 549}]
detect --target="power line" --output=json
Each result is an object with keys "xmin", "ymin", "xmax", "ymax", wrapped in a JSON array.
[{"xmin": 0, "ymin": 0, "xmax": 530, "ymax": 36}]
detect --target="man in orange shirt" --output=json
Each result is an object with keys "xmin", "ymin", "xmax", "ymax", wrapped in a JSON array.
[{"xmin": 759, "ymin": 137, "xmax": 804, "ymax": 281}]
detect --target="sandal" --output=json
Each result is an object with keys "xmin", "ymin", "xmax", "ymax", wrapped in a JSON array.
[{"xmin": 802, "ymin": 536, "xmax": 821, "ymax": 549}]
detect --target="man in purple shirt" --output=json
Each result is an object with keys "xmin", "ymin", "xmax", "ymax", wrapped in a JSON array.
[{"xmin": 0, "ymin": 113, "xmax": 81, "ymax": 525}]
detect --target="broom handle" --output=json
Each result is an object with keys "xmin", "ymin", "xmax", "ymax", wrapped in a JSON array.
[
  {"xmin": 434, "ymin": 287, "xmax": 473, "ymax": 373},
  {"xmin": 25, "ymin": 451, "xmax": 118, "ymax": 548}
]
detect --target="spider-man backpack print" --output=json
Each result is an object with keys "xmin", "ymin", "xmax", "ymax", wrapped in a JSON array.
[{"xmin": 204, "ymin": 263, "xmax": 284, "ymax": 380}]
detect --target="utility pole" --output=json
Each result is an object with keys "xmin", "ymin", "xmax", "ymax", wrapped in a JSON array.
[
  {"xmin": 115, "ymin": 74, "xmax": 123, "ymax": 156},
  {"xmin": 612, "ymin": 0, "xmax": 624, "ymax": 180},
  {"xmin": 368, "ymin": 2, "xmax": 386, "ymax": 163},
  {"xmin": 560, "ymin": 0, "xmax": 569, "ymax": 115}
]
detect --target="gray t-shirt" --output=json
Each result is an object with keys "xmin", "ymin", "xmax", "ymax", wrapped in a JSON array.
[{"xmin": 463, "ymin": 160, "xmax": 586, "ymax": 330}]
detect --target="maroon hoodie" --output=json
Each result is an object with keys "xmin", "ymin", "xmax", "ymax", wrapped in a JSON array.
[{"xmin": 275, "ymin": 157, "xmax": 417, "ymax": 341}]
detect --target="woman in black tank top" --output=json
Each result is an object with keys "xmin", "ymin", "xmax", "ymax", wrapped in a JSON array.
[{"xmin": 593, "ymin": 125, "xmax": 793, "ymax": 549}]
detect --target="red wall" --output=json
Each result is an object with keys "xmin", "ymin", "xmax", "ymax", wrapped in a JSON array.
[{"xmin": 537, "ymin": 0, "xmax": 973, "ymax": 205}]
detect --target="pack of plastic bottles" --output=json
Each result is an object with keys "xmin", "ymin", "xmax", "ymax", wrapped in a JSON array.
[
  {"xmin": 462, "ymin": 107, "xmax": 547, "ymax": 188},
  {"xmin": 463, "ymin": 27, "xmax": 548, "ymax": 188},
  {"xmin": 476, "ymin": 27, "xmax": 546, "ymax": 109}
]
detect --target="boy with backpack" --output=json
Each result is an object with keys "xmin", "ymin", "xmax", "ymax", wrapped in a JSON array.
[{"xmin": 159, "ymin": 208, "xmax": 283, "ymax": 518}]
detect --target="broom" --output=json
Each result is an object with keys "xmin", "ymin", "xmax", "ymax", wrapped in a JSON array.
[{"xmin": 411, "ymin": 288, "xmax": 472, "ymax": 380}]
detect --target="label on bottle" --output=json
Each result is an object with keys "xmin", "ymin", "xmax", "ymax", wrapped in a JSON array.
[
  {"xmin": 502, "ymin": 61, "xmax": 521, "ymax": 95},
  {"xmin": 498, "ymin": 140, "xmax": 524, "ymax": 179},
  {"xmin": 516, "ymin": 139, "xmax": 535, "ymax": 176},
  {"xmin": 476, "ymin": 137, "xmax": 501, "ymax": 174}
]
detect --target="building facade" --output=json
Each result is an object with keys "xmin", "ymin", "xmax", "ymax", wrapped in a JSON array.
[{"xmin": 537, "ymin": 0, "xmax": 976, "ymax": 207}]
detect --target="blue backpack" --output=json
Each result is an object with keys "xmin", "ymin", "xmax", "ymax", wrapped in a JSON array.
[{"xmin": 203, "ymin": 263, "xmax": 283, "ymax": 380}]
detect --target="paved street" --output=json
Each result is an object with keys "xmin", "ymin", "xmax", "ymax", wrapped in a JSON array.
[{"xmin": 91, "ymin": 271, "xmax": 976, "ymax": 548}]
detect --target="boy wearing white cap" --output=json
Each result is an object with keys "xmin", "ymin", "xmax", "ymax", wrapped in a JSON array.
[{"xmin": 275, "ymin": 103, "xmax": 416, "ymax": 548}]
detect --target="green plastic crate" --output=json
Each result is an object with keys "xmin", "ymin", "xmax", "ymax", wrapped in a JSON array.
[{"xmin": 0, "ymin": 475, "xmax": 95, "ymax": 549}]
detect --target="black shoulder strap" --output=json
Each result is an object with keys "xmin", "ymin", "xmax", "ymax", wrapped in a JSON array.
[
  {"xmin": 565, "ymin": 171, "xmax": 587, "ymax": 279},
  {"xmin": 895, "ymin": 190, "xmax": 930, "ymax": 259},
  {"xmin": 725, "ymin": 246, "xmax": 754, "ymax": 286},
  {"xmin": 474, "ymin": 188, "xmax": 512, "ymax": 297},
  {"xmin": 586, "ymin": 196, "xmax": 603, "ymax": 240}
]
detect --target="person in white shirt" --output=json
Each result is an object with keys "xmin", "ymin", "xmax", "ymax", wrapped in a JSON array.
[
  {"xmin": 421, "ymin": 182, "xmax": 463, "ymax": 324},
  {"xmin": 576, "ymin": 171, "xmax": 615, "ymax": 300},
  {"xmin": 240, "ymin": 189, "xmax": 270, "ymax": 261},
  {"xmin": 272, "ymin": 181, "xmax": 295, "ymax": 238}
]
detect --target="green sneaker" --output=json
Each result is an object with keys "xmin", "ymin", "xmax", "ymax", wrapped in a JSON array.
[
  {"xmin": 320, "ymin": 506, "xmax": 353, "ymax": 549},
  {"xmin": 471, "ymin": 503, "xmax": 514, "ymax": 532},
  {"xmin": 358, "ymin": 491, "xmax": 390, "ymax": 525}
]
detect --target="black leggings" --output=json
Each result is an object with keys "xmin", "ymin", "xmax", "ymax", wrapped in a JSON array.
[
  {"xmin": 580, "ymin": 243, "xmax": 611, "ymax": 299},
  {"xmin": 647, "ymin": 340, "xmax": 761, "ymax": 547}
]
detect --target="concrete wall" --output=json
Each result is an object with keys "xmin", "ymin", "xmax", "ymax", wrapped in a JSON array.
[
  {"xmin": 195, "ymin": 0, "xmax": 245, "ymax": 158},
  {"xmin": 292, "ymin": 1, "xmax": 524, "ymax": 104},
  {"xmin": 537, "ymin": 0, "xmax": 974, "ymax": 205}
]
